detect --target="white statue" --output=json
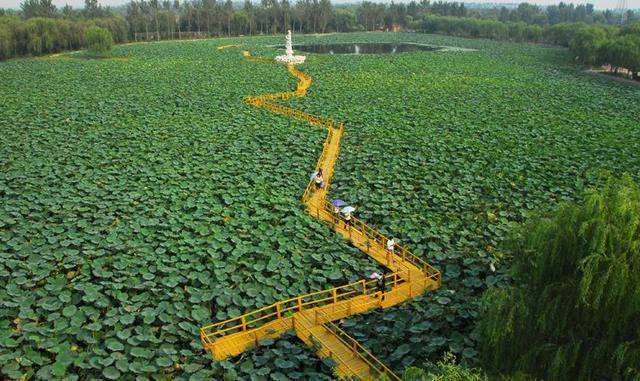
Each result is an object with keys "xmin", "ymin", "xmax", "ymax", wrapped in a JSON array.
[
  {"xmin": 285, "ymin": 30, "xmax": 294, "ymax": 56},
  {"xmin": 275, "ymin": 30, "xmax": 306, "ymax": 65}
]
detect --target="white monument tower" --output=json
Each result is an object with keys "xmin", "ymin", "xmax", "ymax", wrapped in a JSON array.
[{"xmin": 275, "ymin": 30, "xmax": 306, "ymax": 65}]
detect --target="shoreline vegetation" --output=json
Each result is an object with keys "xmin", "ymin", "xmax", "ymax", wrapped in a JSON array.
[
  {"xmin": 0, "ymin": 0, "xmax": 639, "ymax": 80},
  {"xmin": 587, "ymin": 68, "xmax": 640, "ymax": 86}
]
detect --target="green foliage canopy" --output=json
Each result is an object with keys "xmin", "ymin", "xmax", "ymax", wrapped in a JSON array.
[
  {"xmin": 400, "ymin": 353, "xmax": 488, "ymax": 381},
  {"xmin": 568, "ymin": 25, "xmax": 609, "ymax": 65},
  {"xmin": 478, "ymin": 176, "xmax": 640, "ymax": 380},
  {"xmin": 84, "ymin": 25, "xmax": 112, "ymax": 56}
]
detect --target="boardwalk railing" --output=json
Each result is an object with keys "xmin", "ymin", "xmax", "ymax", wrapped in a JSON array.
[
  {"xmin": 243, "ymin": 64, "xmax": 336, "ymax": 129},
  {"xmin": 294, "ymin": 314, "xmax": 362, "ymax": 379},
  {"xmin": 294, "ymin": 308, "xmax": 402, "ymax": 381},
  {"xmin": 200, "ymin": 271, "xmax": 410, "ymax": 347},
  {"xmin": 301, "ymin": 124, "xmax": 344, "ymax": 202},
  {"xmin": 322, "ymin": 317, "xmax": 402, "ymax": 381},
  {"xmin": 303, "ymin": 195, "xmax": 441, "ymax": 286}
]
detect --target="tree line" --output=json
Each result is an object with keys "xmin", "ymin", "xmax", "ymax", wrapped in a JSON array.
[
  {"xmin": 564, "ymin": 22, "xmax": 640, "ymax": 79},
  {"xmin": 0, "ymin": 15, "xmax": 126, "ymax": 59},
  {"xmin": 415, "ymin": 17, "xmax": 640, "ymax": 79},
  {"xmin": 0, "ymin": 0, "xmax": 127, "ymax": 60},
  {"xmin": 1, "ymin": 0, "xmax": 639, "ymax": 77},
  {"xmin": 117, "ymin": 0, "xmax": 638, "ymax": 41}
]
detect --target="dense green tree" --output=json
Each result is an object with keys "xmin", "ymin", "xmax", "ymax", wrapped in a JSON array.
[
  {"xmin": 317, "ymin": 0, "xmax": 332, "ymax": 33},
  {"xmin": 399, "ymin": 353, "xmax": 489, "ymax": 381},
  {"xmin": 84, "ymin": 0, "xmax": 100, "ymax": 17},
  {"xmin": 0, "ymin": 22, "xmax": 11, "ymax": 59},
  {"xmin": 61, "ymin": 4, "xmax": 76, "ymax": 18},
  {"xmin": 599, "ymin": 34, "xmax": 640, "ymax": 79},
  {"xmin": 569, "ymin": 25, "xmax": 608, "ymax": 65},
  {"xmin": 20, "ymin": 0, "xmax": 56, "ymax": 19},
  {"xmin": 333, "ymin": 8, "xmax": 356, "ymax": 33},
  {"xmin": 545, "ymin": 22, "xmax": 585, "ymax": 46},
  {"xmin": 84, "ymin": 25, "xmax": 113, "ymax": 55},
  {"xmin": 478, "ymin": 175, "xmax": 640, "ymax": 381},
  {"xmin": 25, "ymin": 17, "xmax": 57, "ymax": 54},
  {"xmin": 243, "ymin": 0, "xmax": 254, "ymax": 34},
  {"xmin": 620, "ymin": 22, "xmax": 640, "ymax": 37},
  {"xmin": 223, "ymin": 0, "xmax": 232, "ymax": 35}
]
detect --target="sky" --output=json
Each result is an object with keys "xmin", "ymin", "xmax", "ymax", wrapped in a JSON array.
[{"xmin": 1, "ymin": 0, "xmax": 638, "ymax": 11}]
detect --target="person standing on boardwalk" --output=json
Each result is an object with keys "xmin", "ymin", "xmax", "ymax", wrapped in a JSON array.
[
  {"xmin": 344, "ymin": 211, "xmax": 352, "ymax": 230},
  {"xmin": 341, "ymin": 206, "xmax": 355, "ymax": 231},
  {"xmin": 376, "ymin": 272, "xmax": 386, "ymax": 302},
  {"xmin": 387, "ymin": 238, "xmax": 396, "ymax": 267},
  {"xmin": 332, "ymin": 199, "xmax": 346, "ymax": 225},
  {"xmin": 314, "ymin": 168, "xmax": 324, "ymax": 190}
]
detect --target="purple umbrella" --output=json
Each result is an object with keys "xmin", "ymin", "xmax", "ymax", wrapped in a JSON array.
[{"xmin": 332, "ymin": 199, "xmax": 347, "ymax": 207}]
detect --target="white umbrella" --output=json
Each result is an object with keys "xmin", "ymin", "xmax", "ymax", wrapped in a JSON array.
[{"xmin": 341, "ymin": 206, "xmax": 356, "ymax": 214}]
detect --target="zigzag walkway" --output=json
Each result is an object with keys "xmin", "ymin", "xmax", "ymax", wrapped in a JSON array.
[{"xmin": 201, "ymin": 47, "xmax": 441, "ymax": 380}]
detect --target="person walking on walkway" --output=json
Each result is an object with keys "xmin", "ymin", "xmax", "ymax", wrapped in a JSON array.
[
  {"xmin": 376, "ymin": 272, "xmax": 386, "ymax": 302},
  {"xmin": 344, "ymin": 211, "xmax": 352, "ymax": 230},
  {"xmin": 387, "ymin": 238, "xmax": 396, "ymax": 267},
  {"xmin": 332, "ymin": 200, "xmax": 346, "ymax": 225},
  {"xmin": 314, "ymin": 168, "xmax": 324, "ymax": 190}
]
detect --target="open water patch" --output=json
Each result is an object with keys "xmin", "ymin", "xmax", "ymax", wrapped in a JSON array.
[{"xmin": 290, "ymin": 42, "xmax": 443, "ymax": 55}]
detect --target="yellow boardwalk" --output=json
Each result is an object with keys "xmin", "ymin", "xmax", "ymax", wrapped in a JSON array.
[{"xmin": 200, "ymin": 48, "xmax": 441, "ymax": 380}]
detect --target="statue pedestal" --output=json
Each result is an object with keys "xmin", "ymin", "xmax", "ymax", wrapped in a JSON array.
[
  {"xmin": 275, "ymin": 30, "xmax": 306, "ymax": 65},
  {"xmin": 275, "ymin": 55, "xmax": 306, "ymax": 64}
]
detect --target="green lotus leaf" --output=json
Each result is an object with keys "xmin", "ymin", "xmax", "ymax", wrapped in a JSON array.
[
  {"xmin": 102, "ymin": 366, "xmax": 121, "ymax": 380},
  {"xmin": 106, "ymin": 339, "xmax": 124, "ymax": 352}
]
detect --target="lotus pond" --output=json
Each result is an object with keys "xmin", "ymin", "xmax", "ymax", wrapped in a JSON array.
[{"xmin": 1, "ymin": 32, "xmax": 639, "ymax": 380}]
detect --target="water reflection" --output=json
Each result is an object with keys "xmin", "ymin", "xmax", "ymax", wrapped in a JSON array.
[{"xmin": 291, "ymin": 43, "xmax": 442, "ymax": 54}]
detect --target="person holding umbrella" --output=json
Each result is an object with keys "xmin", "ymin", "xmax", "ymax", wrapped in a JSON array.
[
  {"xmin": 341, "ymin": 206, "xmax": 356, "ymax": 230},
  {"xmin": 332, "ymin": 199, "xmax": 346, "ymax": 223},
  {"xmin": 376, "ymin": 272, "xmax": 386, "ymax": 302},
  {"xmin": 369, "ymin": 271, "xmax": 386, "ymax": 302}
]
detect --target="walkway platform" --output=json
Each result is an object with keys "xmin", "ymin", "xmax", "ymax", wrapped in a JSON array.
[{"xmin": 200, "ymin": 50, "xmax": 441, "ymax": 380}]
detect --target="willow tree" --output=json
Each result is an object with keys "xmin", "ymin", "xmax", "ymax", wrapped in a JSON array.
[{"xmin": 478, "ymin": 175, "xmax": 640, "ymax": 381}]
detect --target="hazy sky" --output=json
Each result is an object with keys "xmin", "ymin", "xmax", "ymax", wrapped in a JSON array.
[{"xmin": 1, "ymin": 0, "xmax": 638, "ymax": 11}]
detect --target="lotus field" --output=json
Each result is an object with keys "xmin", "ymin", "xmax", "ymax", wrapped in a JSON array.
[{"xmin": 1, "ymin": 32, "xmax": 639, "ymax": 380}]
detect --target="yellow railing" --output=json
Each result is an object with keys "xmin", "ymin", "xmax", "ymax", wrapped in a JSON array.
[
  {"xmin": 241, "ymin": 50, "xmax": 273, "ymax": 62},
  {"xmin": 294, "ymin": 314, "xmax": 361, "ymax": 378},
  {"xmin": 243, "ymin": 63, "xmax": 337, "ymax": 130},
  {"xmin": 200, "ymin": 271, "xmax": 410, "ymax": 344},
  {"xmin": 301, "ymin": 123, "xmax": 344, "ymax": 202},
  {"xmin": 322, "ymin": 316, "xmax": 402, "ymax": 381},
  {"xmin": 293, "ymin": 289, "xmax": 402, "ymax": 380},
  {"xmin": 294, "ymin": 308, "xmax": 402, "ymax": 380},
  {"xmin": 304, "ymin": 196, "xmax": 441, "ymax": 285}
]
